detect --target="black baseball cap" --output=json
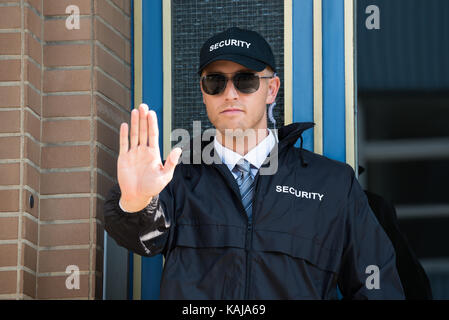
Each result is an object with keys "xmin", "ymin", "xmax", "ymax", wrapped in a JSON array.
[{"xmin": 198, "ymin": 27, "xmax": 276, "ymax": 75}]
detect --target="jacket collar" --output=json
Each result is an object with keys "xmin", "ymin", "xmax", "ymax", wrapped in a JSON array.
[{"xmin": 276, "ymin": 122, "xmax": 315, "ymax": 150}]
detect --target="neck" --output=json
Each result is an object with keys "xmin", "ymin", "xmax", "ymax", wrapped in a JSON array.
[{"xmin": 216, "ymin": 127, "xmax": 269, "ymax": 156}]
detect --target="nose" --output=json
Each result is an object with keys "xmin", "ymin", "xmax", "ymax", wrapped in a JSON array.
[{"xmin": 223, "ymin": 78, "xmax": 239, "ymax": 101}]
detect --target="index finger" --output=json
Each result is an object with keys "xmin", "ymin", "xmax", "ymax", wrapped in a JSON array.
[
  {"xmin": 148, "ymin": 110, "xmax": 159, "ymax": 149},
  {"xmin": 119, "ymin": 122, "xmax": 129, "ymax": 155}
]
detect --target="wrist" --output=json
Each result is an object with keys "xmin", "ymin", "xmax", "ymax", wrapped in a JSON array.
[{"xmin": 119, "ymin": 196, "xmax": 153, "ymax": 213}]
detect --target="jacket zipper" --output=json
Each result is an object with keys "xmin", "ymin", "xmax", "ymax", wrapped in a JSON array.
[{"xmin": 244, "ymin": 173, "xmax": 260, "ymax": 300}]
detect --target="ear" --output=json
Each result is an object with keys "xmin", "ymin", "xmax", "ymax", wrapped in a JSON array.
[{"xmin": 266, "ymin": 76, "xmax": 280, "ymax": 105}]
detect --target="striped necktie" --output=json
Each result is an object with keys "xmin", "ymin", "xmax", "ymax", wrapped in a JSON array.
[{"xmin": 234, "ymin": 159, "xmax": 254, "ymax": 219}]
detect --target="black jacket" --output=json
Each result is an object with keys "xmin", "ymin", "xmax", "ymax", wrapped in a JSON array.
[
  {"xmin": 104, "ymin": 122, "xmax": 405, "ymax": 299},
  {"xmin": 364, "ymin": 190, "xmax": 433, "ymax": 299}
]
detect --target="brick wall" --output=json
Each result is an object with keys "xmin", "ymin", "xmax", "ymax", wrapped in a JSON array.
[{"xmin": 0, "ymin": 0, "xmax": 131, "ymax": 299}]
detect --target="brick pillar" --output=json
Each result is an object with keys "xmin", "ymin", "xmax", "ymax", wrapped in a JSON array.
[
  {"xmin": 0, "ymin": 0, "xmax": 43, "ymax": 300},
  {"xmin": 0, "ymin": 0, "xmax": 131, "ymax": 300}
]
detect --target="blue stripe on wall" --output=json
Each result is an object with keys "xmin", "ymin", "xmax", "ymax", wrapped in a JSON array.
[
  {"xmin": 141, "ymin": 0, "xmax": 163, "ymax": 300},
  {"xmin": 292, "ymin": 0, "xmax": 314, "ymax": 152},
  {"xmin": 322, "ymin": 0, "xmax": 346, "ymax": 162}
]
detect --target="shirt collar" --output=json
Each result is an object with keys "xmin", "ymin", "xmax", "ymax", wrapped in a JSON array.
[{"xmin": 214, "ymin": 129, "xmax": 277, "ymax": 171}]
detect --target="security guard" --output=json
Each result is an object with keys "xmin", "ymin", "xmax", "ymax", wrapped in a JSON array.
[{"xmin": 104, "ymin": 27, "xmax": 405, "ymax": 299}]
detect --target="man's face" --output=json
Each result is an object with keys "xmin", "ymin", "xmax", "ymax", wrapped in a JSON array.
[{"xmin": 200, "ymin": 60, "xmax": 280, "ymax": 135}]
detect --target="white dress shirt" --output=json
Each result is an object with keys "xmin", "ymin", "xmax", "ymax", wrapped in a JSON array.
[{"xmin": 214, "ymin": 128, "xmax": 277, "ymax": 178}]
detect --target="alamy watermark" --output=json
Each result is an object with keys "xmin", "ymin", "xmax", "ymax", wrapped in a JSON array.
[
  {"xmin": 65, "ymin": 265, "xmax": 80, "ymax": 290},
  {"xmin": 171, "ymin": 121, "xmax": 279, "ymax": 176},
  {"xmin": 66, "ymin": 5, "xmax": 80, "ymax": 30},
  {"xmin": 365, "ymin": 5, "xmax": 380, "ymax": 30},
  {"xmin": 365, "ymin": 264, "xmax": 380, "ymax": 290}
]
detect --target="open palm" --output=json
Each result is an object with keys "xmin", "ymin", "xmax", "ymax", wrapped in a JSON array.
[{"xmin": 118, "ymin": 104, "xmax": 182, "ymax": 212}]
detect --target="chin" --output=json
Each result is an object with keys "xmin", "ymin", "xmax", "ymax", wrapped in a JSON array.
[{"xmin": 218, "ymin": 121, "xmax": 247, "ymax": 131}]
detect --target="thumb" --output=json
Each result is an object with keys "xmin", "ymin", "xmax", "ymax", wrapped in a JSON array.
[{"xmin": 162, "ymin": 147, "xmax": 182, "ymax": 175}]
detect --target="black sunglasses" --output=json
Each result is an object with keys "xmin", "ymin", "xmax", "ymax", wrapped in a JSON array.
[{"xmin": 201, "ymin": 72, "xmax": 276, "ymax": 95}]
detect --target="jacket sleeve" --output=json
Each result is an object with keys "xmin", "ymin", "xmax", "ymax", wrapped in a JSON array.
[
  {"xmin": 337, "ymin": 169, "xmax": 405, "ymax": 300},
  {"xmin": 103, "ymin": 182, "xmax": 175, "ymax": 257},
  {"xmin": 364, "ymin": 190, "xmax": 433, "ymax": 300}
]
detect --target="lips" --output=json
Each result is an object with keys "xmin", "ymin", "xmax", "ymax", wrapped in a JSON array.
[{"xmin": 220, "ymin": 107, "xmax": 244, "ymax": 114}]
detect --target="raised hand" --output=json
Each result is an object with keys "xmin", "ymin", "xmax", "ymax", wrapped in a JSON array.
[{"xmin": 117, "ymin": 104, "xmax": 182, "ymax": 212}]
